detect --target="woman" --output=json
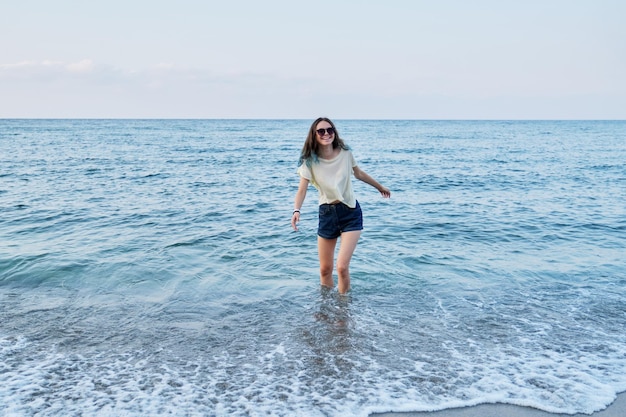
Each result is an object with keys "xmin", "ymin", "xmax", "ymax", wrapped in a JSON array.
[{"xmin": 291, "ymin": 117, "xmax": 391, "ymax": 294}]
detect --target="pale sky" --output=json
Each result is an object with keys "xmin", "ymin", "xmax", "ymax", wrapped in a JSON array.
[{"xmin": 1, "ymin": 0, "xmax": 625, "ymax": 119}]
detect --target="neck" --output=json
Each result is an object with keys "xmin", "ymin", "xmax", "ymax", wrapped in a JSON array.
[{"xmin": 318, "ymin": 144, "xmax": 335, "ymax": 158}]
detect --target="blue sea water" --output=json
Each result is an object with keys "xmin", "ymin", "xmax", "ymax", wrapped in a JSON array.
[{"xmin": 1, "ymin": 119, "xmax": 625, "ymax": 417}]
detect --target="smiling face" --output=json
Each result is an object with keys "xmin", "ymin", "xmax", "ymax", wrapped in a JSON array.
[{"xmin": 315, "ymin": 120, "xmax": 335, "ymax": 147}]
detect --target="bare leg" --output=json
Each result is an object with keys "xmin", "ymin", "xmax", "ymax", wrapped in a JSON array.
[
  {"xmin": 317, "ymin": 236, "xmax": 337, "ymax": 289},
  {"xmin": 336, "ymin": 230, "xmax": 361, "ymax": 294}
]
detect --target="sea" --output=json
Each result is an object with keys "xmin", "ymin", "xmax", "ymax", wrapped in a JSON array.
[{"xmin": 1, "ymin": 119, "xmax": 625, "ymax": 417}]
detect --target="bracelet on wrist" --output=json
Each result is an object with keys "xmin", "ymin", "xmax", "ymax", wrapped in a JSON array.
[{"xmin": 293, "ymin": 209, "xmax": 300, "ymax": 214}]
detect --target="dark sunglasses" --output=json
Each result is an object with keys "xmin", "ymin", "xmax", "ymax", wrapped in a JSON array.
[{"xmin": 316, "ymin": 127, "xmax": 335, "ymax": 136}]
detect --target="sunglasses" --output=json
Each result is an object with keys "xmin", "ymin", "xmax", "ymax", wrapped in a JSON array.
[{"xmin": 316, "ymin": 127, "xmax": 335, "ymax": 136}]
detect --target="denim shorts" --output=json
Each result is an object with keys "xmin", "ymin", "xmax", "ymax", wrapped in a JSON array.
[{"xmin": 317, "ymin": 201, "xmax": 363, "ymax": 239}]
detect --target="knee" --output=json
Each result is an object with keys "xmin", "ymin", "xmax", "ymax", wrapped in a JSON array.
[
  {"xmin": 336, "ymin": 262, "xmax": 350, "ymax": 277},
  {"xmin": 320, "ymin": 264, "xmax": 333, "ymax": 277}
]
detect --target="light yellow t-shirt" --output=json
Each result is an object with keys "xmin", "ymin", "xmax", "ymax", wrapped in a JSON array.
[{"xmin": 297, "ymin": 148, "xmax": 358, "ymax": 208}]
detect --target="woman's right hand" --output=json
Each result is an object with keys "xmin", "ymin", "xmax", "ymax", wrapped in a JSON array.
[{"xmin": 291, "ymin": 212, "xmax": 300, "ymax": 231}]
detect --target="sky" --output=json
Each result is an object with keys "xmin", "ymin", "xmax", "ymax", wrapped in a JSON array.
[{"xmin": 1, "ymin": 0, "xmax": 625, "ymax": 119}]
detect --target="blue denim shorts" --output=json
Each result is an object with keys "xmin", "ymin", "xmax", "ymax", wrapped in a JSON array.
[{"xmin": 317, "ymin": 201, "xmax": 363, "ymax": 239}]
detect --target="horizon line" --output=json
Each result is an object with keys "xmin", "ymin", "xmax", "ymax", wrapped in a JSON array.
[{"xmin": 2, "ymin": 117, "xmax": 625, "ymax": 122}]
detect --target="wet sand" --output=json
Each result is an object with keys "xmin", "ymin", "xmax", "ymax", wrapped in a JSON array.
[{"xmin": 371, "ymin": 392, "xmax": 626, "ymax": 417}]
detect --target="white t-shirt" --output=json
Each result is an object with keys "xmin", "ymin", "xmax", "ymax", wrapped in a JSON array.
[{"xmin": 297, "ymin": 148, "xmax": 358, "ymax": 208}]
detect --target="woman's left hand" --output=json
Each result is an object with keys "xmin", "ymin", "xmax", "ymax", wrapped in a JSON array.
[{"xmin": 379, "ymin": 186, "xmax": 391, "ymax": 198}]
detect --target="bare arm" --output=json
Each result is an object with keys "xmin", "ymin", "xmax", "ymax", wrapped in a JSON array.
[
  {"xmin": 291, "ymin": 177, "xmax": 309, "ymax": 231},
  {"xmin": 353, "ymin": 166, "xmax": 391, "ymax": 198}
]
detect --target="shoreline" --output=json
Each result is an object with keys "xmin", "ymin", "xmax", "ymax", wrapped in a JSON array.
[{"xmin": 371, "ymin": 392, "xmax": 626, "ymax": 417}]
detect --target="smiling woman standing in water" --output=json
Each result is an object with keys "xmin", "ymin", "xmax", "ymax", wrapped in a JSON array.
[{"xmin": 291, "ymin": 117, "xmax": 391, "ymax": 294}]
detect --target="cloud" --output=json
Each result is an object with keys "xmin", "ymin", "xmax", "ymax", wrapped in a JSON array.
[
  {"xmin": 0, "ymin": 60, "xmax": 66, "ymax": 71},
  {"xmin": 0, "ymin": 58, "xmax": 323, "ymax": 118},
  {"xmin": 0, "ymin": 59, "xmax": 100, "ymax": 81},
  {"xmin": 2, "ymin": 58, "xmax": 624, "ymax": 119},
  {"xmin": 0, "ymin": 59, "xmax": 220, "ymax": 87},
  {"xmin": 66, "ymin": 59, "xmax": 95, "ymax": 73}
]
